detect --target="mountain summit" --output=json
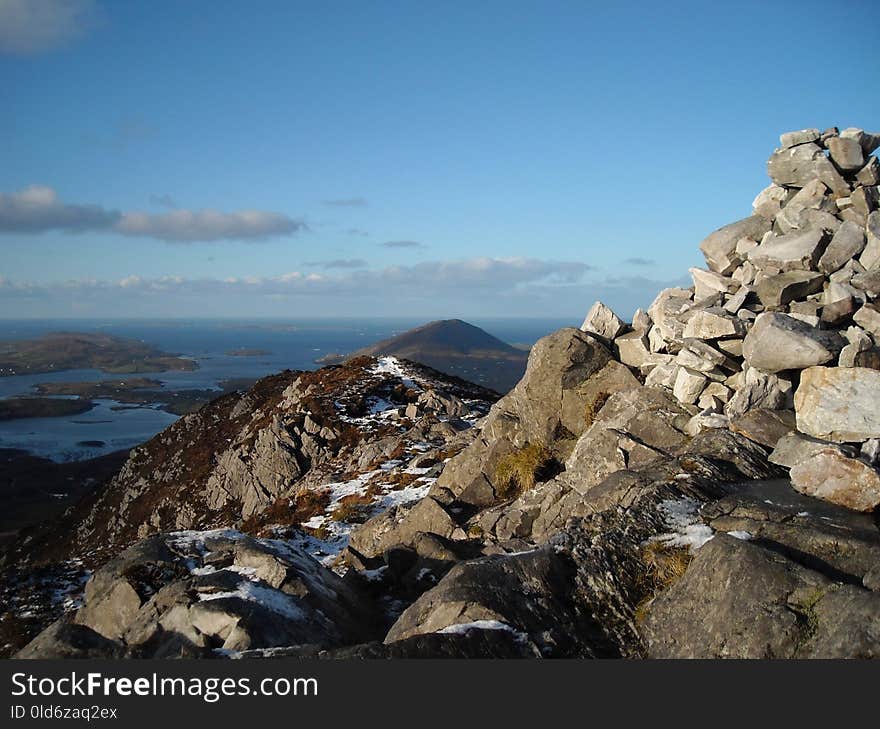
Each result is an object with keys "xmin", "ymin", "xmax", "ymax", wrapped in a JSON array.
[{"xmin": 320, "ymin": 319, "xmax": 529, "ymax": 393}]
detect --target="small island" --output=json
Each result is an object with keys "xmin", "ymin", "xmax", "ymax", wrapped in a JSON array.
[
  {"xmin": 24, "ymin": 375, "xmax": 262, "ymax": 418},
  {"xmin": 0, "ymin": 332, "xmax": 198, "ymax": 377},
  {"xmin": 0, "ymin": 397, "xmax": 96, "ymax": 421}
]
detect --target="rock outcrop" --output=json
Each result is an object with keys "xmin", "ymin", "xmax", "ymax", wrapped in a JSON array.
[{"xmin": 10, "ymin": 125, "xmax": 880, "ymax": 660}]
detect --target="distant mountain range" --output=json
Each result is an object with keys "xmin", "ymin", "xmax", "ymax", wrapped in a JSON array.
[{"xmin": 317, "ymin": 319, "xmax": 529, "ymax": 392}]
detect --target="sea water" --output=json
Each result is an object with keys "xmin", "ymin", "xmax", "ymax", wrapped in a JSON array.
[{"xmin": 0, "ymin": 318, "xmax": 570, "ymax": 461}]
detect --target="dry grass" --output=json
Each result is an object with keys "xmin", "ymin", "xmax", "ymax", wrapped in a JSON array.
[
  {"xmin": 634, "ymin": 541, "xmax": 693, "ymax": 623},
  {"xmin": 494, "ymin": 443, "xmax": 553, "ymax": 499},
  {"xmin": 584, "ymin": 391, "xmax": 611, "ymax": 427}
]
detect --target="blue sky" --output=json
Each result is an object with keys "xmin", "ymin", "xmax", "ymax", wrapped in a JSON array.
[{"xmin": 0, "ymin": 0, "xmax": 877, "ymax": 319}]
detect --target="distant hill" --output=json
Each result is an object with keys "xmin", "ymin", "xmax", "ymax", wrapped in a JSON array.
[{"xmin": 317, "ymin": 319, "xmax": 529, "ymax": 392}]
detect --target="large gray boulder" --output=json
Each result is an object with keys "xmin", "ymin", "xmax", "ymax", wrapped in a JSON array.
[
  {"xmin": 22, "ymin": 530, "xmax": 381, "ymax": 658},
  {"xmin": 15, "ymin": 620, "xmax": 127, "ymax": 659},
  {"xmin": 748, "ymin": 228, "xmax": 828, "ymax": 272},
  {"xmin": 819, "ymin": 220, "xmax": 867, "ymax": 274},
  {"xmin": 430, "ymin": 329, "xmax": 636, "ymax": 506},
  {"xmin": 702, "ymin": 479, "xmax": 880, "ymax": 591},
  {"xmin": 755, "ymin": 270, "xmax": 825, "ymax": 308},
  {"xmin": 742, "ymin": 313, "xmax": 844, "ymax": 373},
  {"xmin": 795, "ymin": 366, "xmax": 880, "ymax": 442},
  {"xmin": 767, "ymin": 142, "xmax": 849, "ymax": 196},
  {"xmin": 641, "ymin": 534, "xmax": 880, "ymax": 658}
]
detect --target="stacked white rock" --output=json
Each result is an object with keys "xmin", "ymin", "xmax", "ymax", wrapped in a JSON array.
[{"xmin": 581, "ymin": 125, "xmax": 880, "ymax": 512}]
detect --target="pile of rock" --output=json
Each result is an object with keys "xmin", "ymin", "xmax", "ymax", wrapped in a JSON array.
[{"xmin": 583, "ymin": 126, "xmax": 880, "ymax": 512}]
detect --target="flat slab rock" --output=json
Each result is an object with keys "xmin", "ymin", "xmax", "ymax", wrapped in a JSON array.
[{"xmin": 641, "ymin": 534, "xmax": 880, "ymax": 658}]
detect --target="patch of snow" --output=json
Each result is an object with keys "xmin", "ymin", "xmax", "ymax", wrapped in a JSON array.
[
  {"xmin": 727, "ymin": 530, "xmax": 753, "ymax": 540},
  {"xmin": 436, "ymin": 619, "xmax": 530, "ymax": 644},
  {"xmin": 199, "ymin": 579, "xmax": 306, "ymax": 621},
  {"xmin": 358, "ymin": 566, "xmax": 388, "ymax": 582},
  {"xmin": 655, "ymin": 497, "xmax": 715, "ymax": 552}
]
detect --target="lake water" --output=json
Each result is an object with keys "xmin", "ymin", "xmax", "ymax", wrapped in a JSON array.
[{"xmin": 0, "ymin": 317, "xmax": 572, "ymax": 461}]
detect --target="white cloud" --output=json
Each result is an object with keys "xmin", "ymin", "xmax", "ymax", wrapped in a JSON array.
[
  {"xmin": 114, "ymin": 209, "xmax": 304, "ymax": 242},
  {"xmin": 0, "ymin": 259, "xmax": 684, "ymax": 318},
  {"xmin": 0, "ymin": 0, "xmax": 98, "ymax": 55},
  {"xmin": 0, "ymin": 184, "xmax": 305, "ymax": 242}
]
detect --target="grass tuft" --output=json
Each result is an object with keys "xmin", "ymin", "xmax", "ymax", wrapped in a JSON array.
[{"xmin": 494, "ymin": 443, "xmax": 553, "ymax": 499}]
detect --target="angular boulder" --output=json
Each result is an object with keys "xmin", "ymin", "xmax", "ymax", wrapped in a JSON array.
[
  {"xmin": 790, "ymin": 448, "xmax": 880, "ymax": 512},
  {"xmin": 795, "ymin": 366, "xmax": 880, "ymax": 442},
  {"xmin": 742, "ymin": 313, "xmax": 844, "ymax": 373},
  {"xmin": 818, "ymin": 220, "xmax": 867, "ymax": 274},
  {"xmin": 699, "ymin": 215, "xmax": 772, "ymax": 275},
  {"xmin": 755, "ymin": 270, "xmax": 825, "ymax": 308},
  {"xmin": 580, "ymin": 301, "xmax": 626, "ymax": 342},
  {"xmin": 748, "ymin": 227, "xmax": 828, "ymax": 272}
]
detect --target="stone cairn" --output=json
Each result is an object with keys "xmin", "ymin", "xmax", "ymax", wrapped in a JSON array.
[{"xmin": 582, "ymin": 126, "xmax": 880, "ymax": 513}]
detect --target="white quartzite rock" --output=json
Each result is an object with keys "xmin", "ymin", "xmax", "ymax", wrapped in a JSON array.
[
  {"xmin": 790, "ymin": 449, "xmax": 880, "ymax": 512},
  {"xmin": 795, "ymin": 366, "xmax": 880, "ymax": 442},
  {"xmin": 581, "ymin": 301, "xmax": 626, "ymax": 341}
]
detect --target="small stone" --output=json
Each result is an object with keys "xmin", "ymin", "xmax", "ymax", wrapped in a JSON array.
[
  {"xmin": 682, "ymin": 308, "xmax": 746, "ymax": 340},
  {"xmin": 752, "ymin": 185, "xmax": 789, "ymax": 219},
  {"xmin": 858, "ymin": 211, "xmax": 880, "ymax": 270},
  {"xmin": 729, "ymin": 408, "xmax": 796, "ymax": 449},
  {"xmin": 790, "ymin": 448, "xmax": 880, "ymax": 512},
  {"xmin": 769, "ymin": 431, "xmax": 844, "ymax": 468},
  {"xmin": 648, "ymin": 288, "xmax": 694, "ymax": 342},
  {"xmin": 716, "ymin": 338, "xmax": 744, "ymax": 358},
  {"xmin": 723, "ymin": 285, "xmax": 752, "ymax": 314},
  {"xmin": 851, "ymin": 186, "xmax": 879, "ymax": 217},
  {"xmin": 632, "ymin": 308, "xmax": 652, "ymax": 332},
  {"xmin": 840, "ymin": 128, "xmax": 880, "ymax": 156},
  {"xmin": 725, "ymin": 369, "xmax": 794, "ymax": 419},
  {"xmin": 614, "ymin": 331, "xmax": 652, "ymax": 368},
  {"xmin": 853, "ymin": 303, "xmax": 880, "ymax": 337},
  {"xmin": 581, "ymin": 301, "xmax": 626, "ymax": 342},
  {"xmin": 766, "ymin": 143, "xmax": 849, "ymax": 196},
  {"xmin": 673, "ymin": 367, "xmax": 707, "ymax": 405},
  {"xmin": 827, "ymin": 136, "xmax": 865, "ymax": 172},
  {"xmin": 856, "ymin": 157, "xmax": 880, "ymax": 186},
  {"xmin": 820, "ymin": 296, "xmax": 856, "ymax": 327},
  {"xmin": 690, "ymin": 268, "xmax": 737, "ymax": 301},
  {"xmin": 861, "ymin": 439, "xmax": 880, "ymax": 465},
  {"xmin": 851, "ymin": 269, "xmax": 880, "ymax": 296},
  {"xmin": 775, "ymin": 179, "xmax": 831, "ymax": 233},
  {"xmin": 644, "ymin": 361, "xmax": 678, "ymax": 390},
  {"xmin": 755, "ymin": 270, "xmax": 825, "ymax": 308}
]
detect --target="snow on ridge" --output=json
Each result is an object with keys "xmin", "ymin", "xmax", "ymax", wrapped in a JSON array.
[
  {"xmin": 653, "ymin": 497, "xmax": 715, "ymax": 552},
  {"xmin": 436, "ymin": 619, "xmax": 532, "ymax": 645}
]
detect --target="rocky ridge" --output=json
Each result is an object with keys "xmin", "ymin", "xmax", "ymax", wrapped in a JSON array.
[{"xmin": 10, "ymin": 125, "xmax": 880, "ymax": 659}]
